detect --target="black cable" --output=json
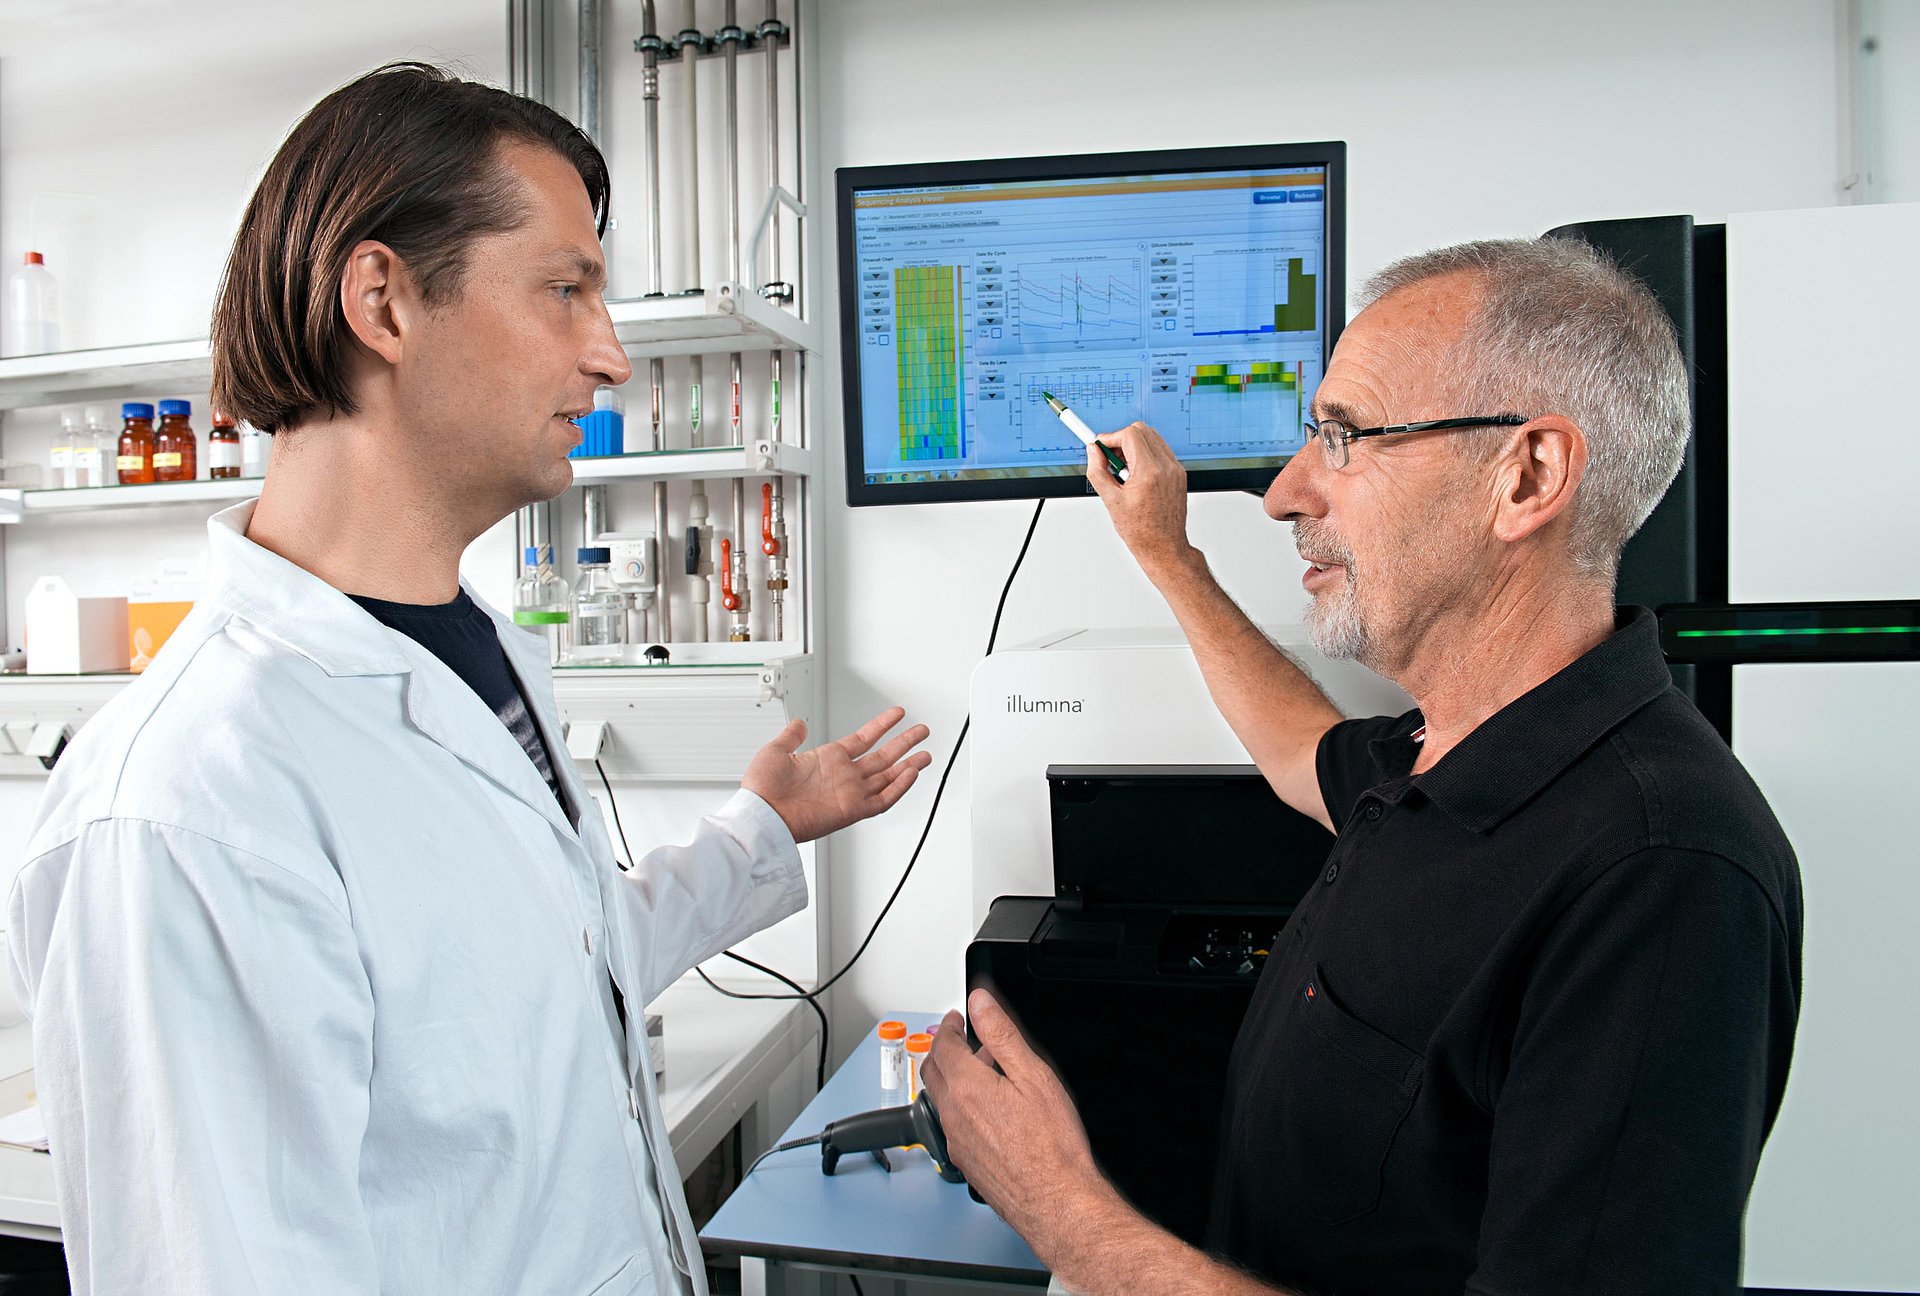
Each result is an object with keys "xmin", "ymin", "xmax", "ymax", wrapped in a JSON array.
[
  {"xmin": 706, "ymin": 498, "xmax": 1047, "ymax": 1005},
  {"xmin": 741, "ymin": 1133, "xmax": 824, "ymax": 1179},
  {"xmin": 598, "ymin": 759, "xmax": 832, "ymax": 1086},
  {"xmin": 699, "ymin": 955, "xmax": 830, "ymax": 1089},
  {"xmin": 848, "ymin": 1276, "xmax": 866, "ymax": 1296}
]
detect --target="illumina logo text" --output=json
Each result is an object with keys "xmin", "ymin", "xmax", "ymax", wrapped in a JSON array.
[{"xmin": 1006, "ymin": 694, "xmax": 1085, "ymax": 714}]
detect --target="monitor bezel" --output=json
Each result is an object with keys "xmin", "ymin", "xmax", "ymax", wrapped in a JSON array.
[{"xmin": 836, "ymin": 141, "xmax": 1347, "ymax": 508}]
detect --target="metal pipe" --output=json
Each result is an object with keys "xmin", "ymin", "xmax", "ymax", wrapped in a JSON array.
[
  {"xmin": 721, "ymin": 0, "xmax": 742, "ymax": 285},
  {"xmin": 760, "ymin": 0, "xmax": 783, "ymax": 295},
  {"xmin": 729, "ymin": 352, "xmax": 749, "ymax": 641},
  {"xmin": 639, "ymin": 0, "xmax": 666, "ymax": 296},
  {"xmin": 678, "ymin": 1, "xmax": 704, "ymax": 292},
  {"xmin": 578, "ymin": 0, "xmax": 601, "ymax": 142},
  {"xmin": 649, "ymin": 355, "xmax": 672, "ymax": 641},
  {"xmin": 790, "ymin": 0, "xmax": 804, "ymax": 317}
]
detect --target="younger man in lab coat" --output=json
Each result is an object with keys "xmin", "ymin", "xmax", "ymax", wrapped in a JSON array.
[{"xmin": 6, "ymin": 62, "xmax": 930, "ymax": 1296}]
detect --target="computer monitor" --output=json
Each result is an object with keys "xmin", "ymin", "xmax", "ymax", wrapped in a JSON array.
[{"xmin": 837, "ymin": 142, "xmax": 1346, "ymax": 507}]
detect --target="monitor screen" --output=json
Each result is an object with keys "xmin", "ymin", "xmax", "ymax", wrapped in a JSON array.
[{"xmin": 837, "ymin": 142, "xmax": 1346, "ymax": 507}]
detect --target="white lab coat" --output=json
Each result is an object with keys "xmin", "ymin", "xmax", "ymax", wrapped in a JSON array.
[{"xmin": 6, "ymin": 502, "xmax": 805, "ymax": 1296}]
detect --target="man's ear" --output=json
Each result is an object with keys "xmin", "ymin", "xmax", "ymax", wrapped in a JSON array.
[
  {"xmin": 338, "ymin": 240, "xmax": 413, "ymax": 367},
  {"xmin": 1491, "ymin": 414, "xmax": 1587, "ymax": 545}
]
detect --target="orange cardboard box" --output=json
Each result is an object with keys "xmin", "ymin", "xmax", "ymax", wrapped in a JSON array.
[{"xmin": 129, "ymin": 600, "xmax": 194, "ymax": 673}]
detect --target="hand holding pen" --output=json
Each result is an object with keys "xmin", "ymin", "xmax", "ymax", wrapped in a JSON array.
[{"xmin": 1042, "ymin": 391, "xmax": 1130, "ymax": 483}]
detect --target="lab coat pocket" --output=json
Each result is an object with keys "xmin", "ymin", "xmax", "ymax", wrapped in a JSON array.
[
  {"xmin": 1282, "ymin": 964, "xmax": 1423, "ymax": 1227},
  {"xmin": 585, "ymin": 1252, "xmax": 647, "ymax": 1295}
]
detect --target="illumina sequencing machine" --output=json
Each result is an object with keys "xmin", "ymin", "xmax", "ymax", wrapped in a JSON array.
[{"xmin": 836, "ymin": 142, "xmax": 1348, "ymax": 506}]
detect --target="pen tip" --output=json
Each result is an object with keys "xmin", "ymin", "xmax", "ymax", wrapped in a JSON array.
[{"xmin": 1040, "ymin": 390, "xmax": 1057, "ymax": 403}]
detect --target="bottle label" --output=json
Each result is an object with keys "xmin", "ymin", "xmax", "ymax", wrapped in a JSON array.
[
  {"xmin": 513, "ymin": 611, "xmax": 570, "ymax": 625},
  {"xmin": 153, "ymin": 453, "xmax": 183, "ymax": 469},
  {"xmin": 116, "ymin": 455, "xmax": 145, "ymax": 471},
  {"xmin": 50, "ymin": 447, "xmax": 72, "ymax": 468},
  {"xmin": 210, "ymin": 443, "xmax": 242, "ymax": 470}
]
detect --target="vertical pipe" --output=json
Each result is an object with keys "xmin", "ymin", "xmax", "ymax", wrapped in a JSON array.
[
  {"xmin": 723, "ymin": 0, "xmax": 749, "ymax": 639},
  {"xmin": 640, "ymin": 0, "xmax": 665, "ymax": 297},
  {"xmin": 679, "ymin": 0, "xmax": 704, "ymax": 292},
  {"xmin": 578, "ymin": 0, "xmax": 607, "ymax": 586},
  {"xmin": 651, "ymin": 355, "xmax": 672, "ymax": 642}
]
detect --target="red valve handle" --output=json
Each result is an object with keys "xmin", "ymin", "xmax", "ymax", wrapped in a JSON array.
[
  {"xmin": 761, "ymin": 482, "xmax": 781, "ymax": 556},
  {"xmin": 719, "ymin": 537, "xmax": 740, "ymax": 610}
]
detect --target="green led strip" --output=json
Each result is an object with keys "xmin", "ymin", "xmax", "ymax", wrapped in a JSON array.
[{"xmin": 1674, "ymin": 625, "xmax": 1920, "ymax": 638}]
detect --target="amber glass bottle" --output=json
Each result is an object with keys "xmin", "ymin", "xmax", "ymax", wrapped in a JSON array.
[
  {"xmin": 208, "ymin": 410, "xmax": 242, "ymax": 479},
  {"xmin": 115, "ymin": 402, "xmax": 156, "ymax": 485},
  {"xmin": 152, "ymin": 399, "xmax": 197, "ymax": 482}
]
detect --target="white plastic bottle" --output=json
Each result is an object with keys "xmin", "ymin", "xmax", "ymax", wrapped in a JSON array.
[
  {"xmin": 4, "ymin": 252, "xmax": 60, "ymax": 356},
  {"xmin": 571, "ymin": 547, "xmax": 630, "ymax": 665},
  {"xmin": 240, "ymin": 422, "xmax": 272, "ymax": 478}
]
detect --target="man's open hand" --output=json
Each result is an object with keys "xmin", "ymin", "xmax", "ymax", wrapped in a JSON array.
[{"xmin": 741, "ymin": 706, "xmax": 931, "ymax": 844}]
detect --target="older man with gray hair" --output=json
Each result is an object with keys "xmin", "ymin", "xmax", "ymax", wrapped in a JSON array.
[{"xmin": 923, "ymin": 238, "xmax": 1802, "ymax": 1296}]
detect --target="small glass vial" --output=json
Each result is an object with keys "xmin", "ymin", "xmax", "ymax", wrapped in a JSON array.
[
  {"xmin": 50, "ymin": 410, "xmax": 79, "ymax": 488},
  {"xmin": 77, "ymin": 406, "xmax": 110, "ymax": 488},
  {"xmin": 208, "ymin": 410, "xmax": 242, "ymax": 479},
  {"xmin": 905, "ymin": 1032, "xmax": 934, "ymax": 1103},
  {"xmin": 513, "ymin": 545, "xmax": 572, "ymax": 667},
  {"xmin": 878, "ymin": 1021, "xmax": 907, "ymax": 1100},
  {"xmin": 152, "ymin": 399, "xmax": 197, "ymax": 482},
  {"xmin": 116, "ymin": 402, "xmax": 156, "ymax": 485},
  {"xmin": 570, "ymin": 547, "xmax": 630, "ymax": 664}
]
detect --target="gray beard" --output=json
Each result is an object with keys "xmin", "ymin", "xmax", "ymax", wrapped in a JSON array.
[{"xmin": 1306, "ymin": 570, "xmax": 1370, "ymax": 662}]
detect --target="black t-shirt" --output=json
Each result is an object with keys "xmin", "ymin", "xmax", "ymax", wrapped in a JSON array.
[
  {"xmin": 1208, "ymin": 607, "xmax": 1803, "ymax": 1296},
  {"xmin": 348, "ymin": 590, "xmax": 569, "ymax": 816}
]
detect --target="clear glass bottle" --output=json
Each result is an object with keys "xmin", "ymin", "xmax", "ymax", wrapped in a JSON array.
[
  {"xmin": 77, "ymin": 406, "xmax": 110, "ymax": 488},
  {"xmin": 116, "ymin": 402, "xmax": 156, "ymax": 485},
  {"xmin": 208, "ymin": 410, "xmax": 242, "ymax": 479},
  {"xmin": 152, "ymin": 399, "xmax": 197, "ymax": 482},
  {"xmin": 512, "ymin": 545, "xmax": 571, "ymax": 667},
  {"xmin": 51, "ymin": 410, "xmax": 78, "ymax": 488},
  {"xmin": 240, "ymin": 421, "xmax": 271, "ymax": 478},
  {"xmin": 570, "ymin": 546, "xmax": 630, "ymax": 665}
]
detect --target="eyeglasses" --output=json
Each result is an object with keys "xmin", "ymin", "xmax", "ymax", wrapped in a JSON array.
[{"xmin": 1303, "ymin": 414, "xmax": 1529, "ymax": 469}]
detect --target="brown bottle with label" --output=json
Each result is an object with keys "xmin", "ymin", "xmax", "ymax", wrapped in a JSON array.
[
  {"xmin": 115, "ymin": 402, "xmax": 156, "ymax": 485},
  {"xmin": 208, "ymin": 410, "xmax": 242, "ymax": 479},
  {"xmin": 152, "ymin": 399, "xmax": 197, "ymax": 482}
]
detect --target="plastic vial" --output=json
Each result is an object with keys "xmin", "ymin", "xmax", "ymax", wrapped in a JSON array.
[
  {"xmin": 208, "ymin": 410, "xmax": 242, "ymax": 479},
  {"xmin": 878, "ymin": 1021, "xmax": 908, "ymax": 1099},
  {"xmin": 116, "ymin": 402, "xmax": 156, "ymax": 485},
  {"xmin": 571, "ymin": 547, "xmax": 630, "ymax": 664},
  {"xmin": 153, "ymin": 399, "xmax": 197, "ymax": 482},
  {"xmin": 77, "ymin": 406, "xmax": 109, "ymax": 488},
  {"xmin": 905, "ymin": 1032, "xmax": 934, "ymax": 1103},
  {"xmin": 512, "ymin": 545, "xmax": 572, "ymax": 667},
  {"xmin": 4, "ymin": 251, "xmax": 59, "ymax": 357},
  {"xmin": 51, "ymin": 410, "xmax": 78, "ymax": 489}
]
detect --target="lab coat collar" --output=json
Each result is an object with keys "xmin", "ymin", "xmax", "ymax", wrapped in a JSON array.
[{"xmin": 208, "ymin": 502, "xmax": 582, "ymax": 841}]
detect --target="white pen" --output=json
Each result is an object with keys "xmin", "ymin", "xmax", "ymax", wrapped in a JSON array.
[{"xmin": 1041, "ymin": 390, "xmax": 1130, "ymax": 483}]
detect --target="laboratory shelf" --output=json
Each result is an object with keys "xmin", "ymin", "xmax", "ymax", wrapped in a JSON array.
[
  {"xmin": 0, "ymin": 338, "xmax": 212, "ymax": 412},
  {"xmin": 569, "ymin": 440, "xmax": 814, "ymax": 484},
  {"xmin": 0, "ymin": 285, "xmax": 811, "ymax": 414},
  {"xmin": 605, "ymin": 284, "xmax": 818, "ymax": 358},
  {"xmin": 0, "ymin": 477, "xmax": 259, "ymax": 521}
]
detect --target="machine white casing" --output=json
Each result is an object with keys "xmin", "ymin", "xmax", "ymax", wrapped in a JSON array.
[{"xmin": 968, "ymin": 626, "xmax": 1410, "ymax": 927}]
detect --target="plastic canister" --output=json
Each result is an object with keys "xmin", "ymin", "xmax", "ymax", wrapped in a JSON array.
[
  {"xmin": 878, "ymin": 1021, "xmax": 907, "ymax": 1098},
  {"xmin": 905, "ymin": 1032, "xmax": 934, "ymax": 1103}
]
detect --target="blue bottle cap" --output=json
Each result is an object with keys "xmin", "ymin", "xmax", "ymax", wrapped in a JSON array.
[
  {"xmin": 121, "ymin": 402, "xmax": 155, "ymax": 420},
  {"xmin": 157, "ymin": 399, "xmax": 191, "ymax": 418},
  {"xmin": 524, "ymin": 546, "xmax": 541, "ymax": 566},
  {"xmin": 578, "ymin": 547, "xmax": 611, "ymax": 564}
]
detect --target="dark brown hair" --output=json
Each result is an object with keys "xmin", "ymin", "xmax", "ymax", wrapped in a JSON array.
[{"xmin": 211, "ymin": 62, "xmax": 610, "ymax": 433}]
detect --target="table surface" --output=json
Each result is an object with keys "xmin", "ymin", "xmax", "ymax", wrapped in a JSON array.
[
  {"xmin": 702, "ymin": 1012, "xmax": 1049, "ymax": 1286},
  {"xmin": 0, "ymin": 972, "xmax": 809, "ymax": 1242}
]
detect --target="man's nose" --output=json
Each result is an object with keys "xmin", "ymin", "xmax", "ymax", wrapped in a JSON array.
[
  {"xmin": 585, "ymin": 307, "xmax": 633, "ymax": 388},
  {"xmin": 1265, "ymin": 446, "xmax": 1323, "ymax": 522}
]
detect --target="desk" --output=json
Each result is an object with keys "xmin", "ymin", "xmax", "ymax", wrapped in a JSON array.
[
  {"xmin": 0, "ymin": 973, "xmax": 811, "ymax": 1243},
  {"xmin": 703, "ymin": 1013, "xmax": 1049, "ymax": 1294}
]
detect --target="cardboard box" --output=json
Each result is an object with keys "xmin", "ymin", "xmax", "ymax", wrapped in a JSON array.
[
  {"xmin": 129, "ymin": 600, "xmax": 195, "ymax": 673},
  {"xmin": 25, "ymin": 577, "xmax": 129, "ymax": 675}
]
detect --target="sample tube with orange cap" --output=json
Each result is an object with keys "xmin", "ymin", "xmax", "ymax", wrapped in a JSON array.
[
  {"xmin": 905, "ymin": 1031, "xmax": 935, "ymax": 1103},
  {"xmin": 878, "ymin": 1020, "xmax": 907, "ymax": 1100}
]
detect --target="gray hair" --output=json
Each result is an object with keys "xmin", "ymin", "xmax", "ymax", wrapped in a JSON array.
[{"xmin": 1358, "ymin": 238, "xmax": 1689, "ymax": 582}]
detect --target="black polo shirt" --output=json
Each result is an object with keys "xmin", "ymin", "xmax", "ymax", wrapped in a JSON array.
[{"xmin": 1208, "ymin": 607, "xmax": 1802, "ymax": 1296}]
